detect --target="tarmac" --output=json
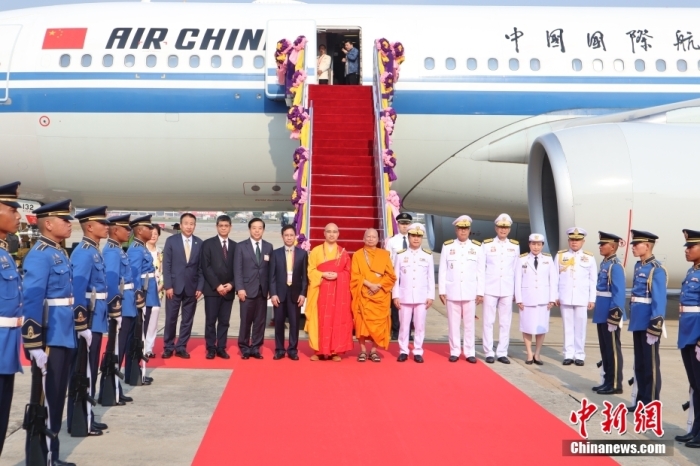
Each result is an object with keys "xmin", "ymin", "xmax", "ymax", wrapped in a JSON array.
[{"xmin": 2, "ymin": 222, "xmax": 699, "ymax": 465}]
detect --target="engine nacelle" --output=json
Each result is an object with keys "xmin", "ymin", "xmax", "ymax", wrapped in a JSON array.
[{"xmin": 528, "ymin": 122, "xmax": 698, "ymax": 285}]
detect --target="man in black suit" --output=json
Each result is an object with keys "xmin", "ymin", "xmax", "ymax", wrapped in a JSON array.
[
  {"xmin": 162, "ymin": 212, "xmax": 204, "ymax": 359},
  {"xmin": 234, "ymin": 217, "xmax": 273, "ymax": 359},
  {"xmin": 200, "ymin": 215, "xmax": 236, "ymax": 359},
  {"xmin": 270, "ymin": 225, "xmax": 309, "ymax": 360}
]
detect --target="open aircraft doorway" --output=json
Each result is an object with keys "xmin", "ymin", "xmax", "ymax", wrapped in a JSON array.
[{"xmin": 316, "ymin": 27, "xmax": 361, "ymax": 85}]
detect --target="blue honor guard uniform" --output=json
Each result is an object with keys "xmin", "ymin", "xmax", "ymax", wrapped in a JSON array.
[
  {"xmin": 592, "ymin": 232, "xmax": 627, "ymax": 394},
  {"xmin": 0, "ymin": 181, "xmax": 22, "ymax": 455},
  {"xmin": 628, "ymin": 230, "xmax": 666, "ymax": 407},
  {"xmin": 21, "ymin": 199, "xmax": 77, "ymax": 460},
  {"xmin": 678, "ymin": 229, "xmax": 700, "ymax": 446}
]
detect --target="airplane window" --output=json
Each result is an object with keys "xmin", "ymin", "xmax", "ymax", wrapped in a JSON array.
[
  {"xmin": 530, "ymin": 58, "xmax": 540, "ymax": 71},
  {"xmin": 211, "ymin": 55, "xmax": 222, "ymax": 68},
  {"xmin": 509, "ymin": 58, "xmax": 519, "ymax": 71},
  {"xmin": 677, "ymin": 59, "xmax": 687, "ymax": 72},
  {"xmin": 190, "ymin": 55, "xmax": 200, "ymax": 68},
  {"xmin": 102, "ymin": 54, "xmax": 113, "ymax": 68},
  {"xmin": 81, "ymin": 54, "xmax": 92, "ymax": 67},
  {"xmin": 488, "ymin": 58, "xmax": 498, "ymax": 70},
  {"xmin": 146, "ymin": 55, "xmax": 157, "ymax": 68},
  {"xmin": 424, "ymin": 57, "xmax": 435, "ymax": 70},
  {"xmin": 467, "ymin": 58, "xmax": 477, "ymax": 70},
  {"xmin": 635, "ymin": 59, "xmax": 645, "ymax": 71},
  {"xmin": 253, "ymin": 55, "xmax": 264, "ymax": 69},
  {"xmin": 445, "ymin": 58, "xmax": 456, "ymax": 70},
  {"xmin": 613, "ymin": 59, "xmax": 624, "ymax": 72},
  {"xmin": 124, "ymin": 54, "xmax": 135, "ymax": 68},
  {"xmin": 59, "ymin": 54, "xmax": 70, "ymax": 67},
  {"xmin": 572, "ymin": 59, "xmax": 582, "ymax": 71},
  {"xmin": 656, "ymin": 59, "xmax": 666, "ymax": 72},
  {"xmin": 593, "ymin": 59, "xmax": 603, "ymax": 72},
  {"xmin": 232, "ymin": 55, "xmax": 243, "ymax": 68},
  {"xmin": 168, "ymin": 55, "xmax": 178, "ymax": 68}
]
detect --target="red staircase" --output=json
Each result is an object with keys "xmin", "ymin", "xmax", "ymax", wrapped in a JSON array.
[{"xmin": 307, "ymin": 85, "xmax": 379, "ymax": 252}]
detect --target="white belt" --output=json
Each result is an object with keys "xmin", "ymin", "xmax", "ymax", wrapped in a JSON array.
[
  {"xmin": 631, "ymin": 297, "xmax": 652, "ymax": 304},
  {"xmin": 122, "ymin": 283, "xmax": 134, "ymax": 290},
  {"xmin": 596, "ymin": 291, "xmax": 612, "ymax": 297},
  {"xmin": 86, "ymin": 292, "xmax": 107, "ymax": 300},
  {"xmin": 46, "ymin": 297, "xmax": 74, "ymax": 306},
  {"xmin": 141, "ymin": 273, "xmax": 155, "ymax": 278},
  {"xmin": 681, "ymin": 306, "xmax": 700, "ymax": 313},
  {"xmin": 0, "ymin": 316, "xmax": 23, "ymax": 327}
]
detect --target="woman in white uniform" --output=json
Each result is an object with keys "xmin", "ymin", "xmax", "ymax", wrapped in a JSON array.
[
  {"xmin": 317, "ymin": 45, "xmax": 331, "ymax": 84},
  {"xmin": 514, "ymin": 234, "xmax": 558, "ymax": 365}
]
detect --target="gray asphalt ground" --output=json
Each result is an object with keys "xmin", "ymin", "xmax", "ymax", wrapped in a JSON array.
[{"xmin": 2, "ymin": 222, "xmax": 698, "ymax": 465}]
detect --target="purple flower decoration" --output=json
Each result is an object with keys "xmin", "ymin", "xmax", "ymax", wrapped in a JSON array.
[
  {"xmin": 392, "ymin": 42, "xmax": 405, "ymax": 64},
  {"xmin": 293, "ymin": 35, "xmax": 307, "ymax": 49},
  {"xmin": 375, "ymin": 38, "xmax": 392, "ymax": 56},
  {"xmin": 293, "ymin": 146, "xmax": 308, "ymax": 166},
  {"xmin": 287, "ymin": 105, "xmax": 309, "ymax": 138}
]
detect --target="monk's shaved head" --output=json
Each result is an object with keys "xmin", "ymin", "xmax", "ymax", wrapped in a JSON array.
[
  {"xmin": 324, "ymin": 223, "xmax": 339, "ymax": 244},
  {"xmin": 324, "ymin": 223, "xmax": 338, "ymax": 233},
  {"xmin": 363, "ymin": 228, "xmax": 379, "ymax": 248},
  {"xmin": 364, "ymin": 228, "xmax": 378, "ymax": 239}
]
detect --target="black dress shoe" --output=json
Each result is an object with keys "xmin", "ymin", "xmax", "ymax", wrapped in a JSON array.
[
  {"xmin": 391, "ymin": 333, "xmax": 399, "ymax": 341},
  {"xmin": 575, "ymin": 359, "xmax": 585, "ymax": 366},
  {"xmin": 175, "ymin": 350, "xmax": 191, "ymax": 359},
  {"xmin": 525, "ymin": 358, "xmax": 533, "ymax": 365},
  {"xmin": 115, "ymin": 400, "xmax": 126, "ymax": 406},
  {"xmin": 289, "ymin": 354, "xmax": 299, "ymax": 361},
  {"xmin": 162, "ymin": 350, "xmax": 173, "ymax": 359},
  {"xmin": 597, "ymin": 387, "xmax": 623, "ymax": 395},
  {"xmin": 497, "ymin": 357, "xmax": 511, "ymax": 364},
  {"xmin": 675, "ymin": 432, "xmax": 696, "ymax": 442},
  {"xmin": 144, "ymin": 376, "xmax": 154, "ymax": 383},
  {"xmin": 414, "ymin": 355, "xmax": 424, "ymax": 363},
  {"xmin": 466, "ymin": 356, "xmax": 477, "ymax": 364},
  {"xmin": 241, "ymin": 354, "xmax": 250, "ymax": 360},
  {"xmin": 563, "ymin": 359, "xmax": 574, "ymax": 365},
  {"xmin": 216, "ymin": 350, "xmax": 230, "ymax": 359},
  {"xmin": 93, "ymin": 421, "xmax": 108, "ymax": 430},
  {"xmin": 88, "ymin": 427, "xmax": 103, "ymax": 436},
  {"xmin": 397, "ymin": 353, "xmax": 408, "ymax": 362},
  {"xmin": 252, "ymin": 353, "xmax": 263, "ymax": 359},
  {"xmin": 120, "ymin": 394, "xmax": 133, "ymax": 402},
  {"xmin": 533, "ymin": 357, "xmax": 543, "ymax": 366},
  {"xmin": 449, "ymin": 355, "xmax": 459, "ymax": 362},
  {"xmin": 54, "ymin": 460, "xmax": 77, "ymax": 466},
  {"xmin": 485, "ymin": 356, "xmax": 495, "ymax": 364},
  {"xmin": 273, "ymin": 352, "xmax": 285, "ymax": 360},
  {"xmin": 206, "ymin": 349, "xmax": 216, "ymax": 360},
  {"xmin": 592, "ymin": 385, "xmax": 605, "ymax": 391},
  {"xmin": 686, "ymin": 436, "xmax": 700, "ymax": 448}
]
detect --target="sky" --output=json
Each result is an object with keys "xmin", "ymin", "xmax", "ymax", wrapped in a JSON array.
[{"xmin": 1, "ymin": 0, "xmax": 698, "ymax": 12}]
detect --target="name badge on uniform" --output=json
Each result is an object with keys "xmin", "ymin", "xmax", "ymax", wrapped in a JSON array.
[
  {"xmin": 264, "ymin": 255, "xmax": 270, "ymax": 261},
  {"xmin": 692, "ymin": 277, "xmax": 699, "ymax": 282},
  {"xmin": 639, "ymin": 273, "xmax": 646, "ymax": 278},
  {"xmin": 1, "ymin": 262, "xmax": 8, "ymax": 269},
  {"xmin": 53, "ymin": 254, "xmax": 63, "ymax": 264}
]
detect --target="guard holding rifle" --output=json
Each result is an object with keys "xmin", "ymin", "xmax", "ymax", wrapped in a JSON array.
[
  {"xmin": 21, "ymin": 199, "xmax": 77, "ymax": 466},
  {"xmin": 0, "ymin": 182, "xmax": 22, "ymax": 458},
  {"xmin": 67, "ymin": 206, "xmax": 112, "ymax": 436}
]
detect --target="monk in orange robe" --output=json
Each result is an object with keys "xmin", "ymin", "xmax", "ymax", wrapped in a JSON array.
[{"xmin": 351, "ymin": 228, "xmax": 397, "ymax": 362}]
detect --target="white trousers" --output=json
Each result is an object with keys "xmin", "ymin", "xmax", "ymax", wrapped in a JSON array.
[
  {"xmin": 561, "ymin": 304, "xmax": 587, "ymax": 360},
  {"xmin": 447, "ymin": 300, "xmax": 475, "ymax": 357},
  {"xmin": 145, "ymin": 305, "xmax": 161, "ymax": 353},
  {"xmin": 482, "ymin": 295, "xmax": 513, "ymax": 358},
  {"xmin": 399, "ymin": 303, "xmax": 427, "ymax": 356}
]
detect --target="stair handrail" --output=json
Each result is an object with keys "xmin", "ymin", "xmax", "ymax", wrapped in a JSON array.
[
  {"xmin": 304, "ymin": 103, "xmax": 313, "ymax": 244},
  {"xmin": 372, "ymin": 46, "xmax": 389, "ymax": 245}
]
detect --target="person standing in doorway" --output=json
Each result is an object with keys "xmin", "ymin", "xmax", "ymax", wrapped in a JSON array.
[
  {"xmin": 317, "ymin": 45, "xmax": 331, "ymax": 85},
  {"xmin": 342, "ymin": 40, "xmax": 359, "ymax": 85}
]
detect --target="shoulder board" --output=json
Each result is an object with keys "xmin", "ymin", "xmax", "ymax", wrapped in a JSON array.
[
  {"xmin": 558, "ymin": 249, "xmax": 567, "ymax": 254},
  {"xmin": 81, "ymin": 242, "xmax": 90, "ymax": 249},
  {"xmin": 584, "ymin": 251, "xmax": 593, "ymax": 256},
  {"xmin": 422, "ymin": 247, "xmax": 432, "ymax": 255},
  {"xmin": 397, "ymin": 248, "xmax": 407, "ymax": 254},
  {"xmin": 482, "ymin": 238, "xmax": 494, "ymax": 244},
  {"xmin": 471, "ymin": 239, "xmax": 481, "ymax": 246},
  {"xmin": 543, "ymin": 252, "xmax": 552, "ymax": 257},
  {"xmin": 509, "ymin": 239, "xmax": 519, "ymax": 245},
  {"xmin": 37, "ymin": 243, "xmax": 48, "ymax": 251},
  {"xmin": 443, "ymin": 239, "xmax": 454, "ymax": 245},
  {"xmin": 520, "ymin": 252, "xmax": 528, "ymax": 257}
]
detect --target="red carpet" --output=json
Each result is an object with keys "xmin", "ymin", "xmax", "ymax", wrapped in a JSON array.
[
  {"xmin": 308, "ymin": 85, "xmax": 380, "ymax": 252},
  {"xmin": 192, "ymin": 341, "xmax": 615, "ymax": 466}
]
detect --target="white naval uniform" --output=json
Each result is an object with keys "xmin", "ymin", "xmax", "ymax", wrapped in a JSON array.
[
  {"xmin": 438, "ymin": 238, "xmax": 485, "ymax": 357},
  {"xmin": 514, "ymin": 253, "xmax": 558, "ymax": 334},
  {"xmin": 392, "ymin": 247, "xmax": 435, "ymax": 356},
  {"xmin": 554, "ymin": 249, "xmax": 597, "ymax": 360},
  {"xmin": 481, "ymin": 237, "xmax": 520, "ymax": 358}
]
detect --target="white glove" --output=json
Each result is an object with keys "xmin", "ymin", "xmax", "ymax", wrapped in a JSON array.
[
  {"xmin": 646, "ymin": 334, "xmax": 659, "ymax": 346},
  {"xmin": 29, "ymin": 349, "xmax": 48, "ymax": 370},
  {"xmin": 695, "ymin": 346, "xmax": 700, "ymax": 362},
  {"xmin": 115, "ymin": 316, "xmax": 122, "ymax": 331},
  {"xmin": 78, "ymin": 329, "xmax": 92, "ymax": 346},
  {"xmin": 608, "ymin": 324, "xmax": 617, "ymax": 332}
]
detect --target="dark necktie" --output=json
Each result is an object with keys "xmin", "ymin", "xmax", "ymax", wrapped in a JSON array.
[
  {"xmin": 534, "ymin": 255, "xmax": 538, "ymax": 270},
  {"xmin": 222, "ymin": 241, "xmax": 228, "ymax": 259},
  {"xmin": 402, "ymin": 236, "xmax": 407, "ymax": 249},
  {"xmin": 255, "ymin": 242, "xmax": 261, "ymax": 264}
]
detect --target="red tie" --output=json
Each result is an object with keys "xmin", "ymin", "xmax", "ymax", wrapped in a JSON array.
[{"xmin": 223, "ymin": 241, "xmax": 228, "ymax": 259}]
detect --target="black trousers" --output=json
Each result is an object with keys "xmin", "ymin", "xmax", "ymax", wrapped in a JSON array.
[
  {"xmin": 0, "ymin": 373, "xmax": 14, "ymax": 456},
  {"xmin": 67, "ymin": 332, "xmax": 103, "ymax": 429},
  {"xmin": 345, "ymin": 73, "xmax": 359, "ymax": 85},
  {"xmin": 319, "ymin": 79, "xmax": 329, "ymax": 85},
  {"xmin": 238, "ymin": 291, "xmax": 266, "ymax": 355},
  {"xmin": 274, "ymin": 290, "xmax": 301, "ymax": 355},
  {"xmin": 632, "ymin": 330, "xmax": 661, "ymax": 406},
  {"xmin": 118, "ymin": 316, "xmax": 135, "ymax": 385},
  {"xmin": 164, "ymin": 292, "xmax": 197, "ymax": 352},
  {"xmin": 681, "ymin": 344, "xmax": 700, "ymax": 437},
  {"xmin": 391, "ymin": 301, "xmax": 400, "ymax": 334},
  {"xmin": 596, "ymin": 323, "xmax": 623, "ymax": 390},
  {"xmin": 42, "ymin": 346, "xmax": 72, "ymax": 459},
  {"xmin": 204, "ymin": 296, "xmax": 233, "ymax": 351}
]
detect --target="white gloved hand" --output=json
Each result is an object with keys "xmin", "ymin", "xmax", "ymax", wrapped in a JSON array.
[
  {"xmin": 695, "ymin": 345, "xmax": 700, "ymax": 362},
  {"xmin": 608, "ymin": 324, "xmax": 617, "ymax": 332},
  {"xmin": 646, "ymin": 334, "xmax": 659, "ymax": 346},
  {"xmin": 78, "ymin": 329, "xmax": 92, "ymax": 346},
  {"xmin": 115, "ymin": 316, "xmax": 122, "ymax": 331},
  {"xmin": 28, "ymin": 349, "xmax": 48, "ymax": 370}
]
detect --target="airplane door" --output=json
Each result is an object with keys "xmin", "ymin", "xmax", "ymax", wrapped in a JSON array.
[
  {"xmin": 265, "ymin": 20, "xmax": 316, "ymax": 100},
  {"xmin": 0, "ymin": 25, "xmax": 22, "ymax": 103}
]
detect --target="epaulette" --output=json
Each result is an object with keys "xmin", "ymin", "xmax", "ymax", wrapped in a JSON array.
[
  {"xmin": 397, "ymin": 248, "xmax": 407, "ymax": 254},
  {"xmin": 509, "ymin": 239, "xmax": 519, "ymax": 245},
  {"xmin": 583, "ymin": 251, "xmax": 594, "ymax": 256},
  {"xmin": 81, "ymin": 242, "xmax": 91, "ymax": 249},
  {"xmin": 36, "ymin": 243, "xmax": 48, "ymax": 251},
  {"xmin": 422, "ymin": 247, "xmax": 432, "ymax": 255},
  {"xmin": 558, "ymin": 249, "xmax": 567, "ymax": 254},
  {"xmin": 482, "ymin": 238, "xmax": 494, "ymax": 244},
  {"xmin": 543, "ymin": 252, "xmax": 552, "ymax": 257},
  {"xmin": 471, "ymin": 239, "xmax": 481, "ymax": 246},
  {"xmin": 443, "ymin": 239, "xmax": 454, "ymax": 245},
  {"xmin": 520, "ymin": 252, "xmax": 528, "ymax": 257}
]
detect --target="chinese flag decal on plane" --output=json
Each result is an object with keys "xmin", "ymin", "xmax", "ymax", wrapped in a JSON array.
[{"xmin": 42, "ymin": 28, "xmax": 88, "ymax": 49}]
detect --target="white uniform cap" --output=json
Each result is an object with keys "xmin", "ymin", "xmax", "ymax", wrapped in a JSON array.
[
  {"xmin": 407, "ymin": 223, "xmax": 425, "ymax": 236},
  {"xmin": 529, "ymin": 233, "xmax": 545, "ymax": 242},
  {"xmin": 452, "ymin": 215, "xmax": 472, "ymax": 228},
  {"xmin": 566, "ymin": 227, "xmax": 587, "ymax": 239},
  {"xmin": 494, "ymin": 213, "xmax": 512, "ymax": 227}
]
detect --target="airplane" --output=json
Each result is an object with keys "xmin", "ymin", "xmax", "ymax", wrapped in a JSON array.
[{"xmin": 1, "ymin": 0, "xmax": 699, "ymax": 282}]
